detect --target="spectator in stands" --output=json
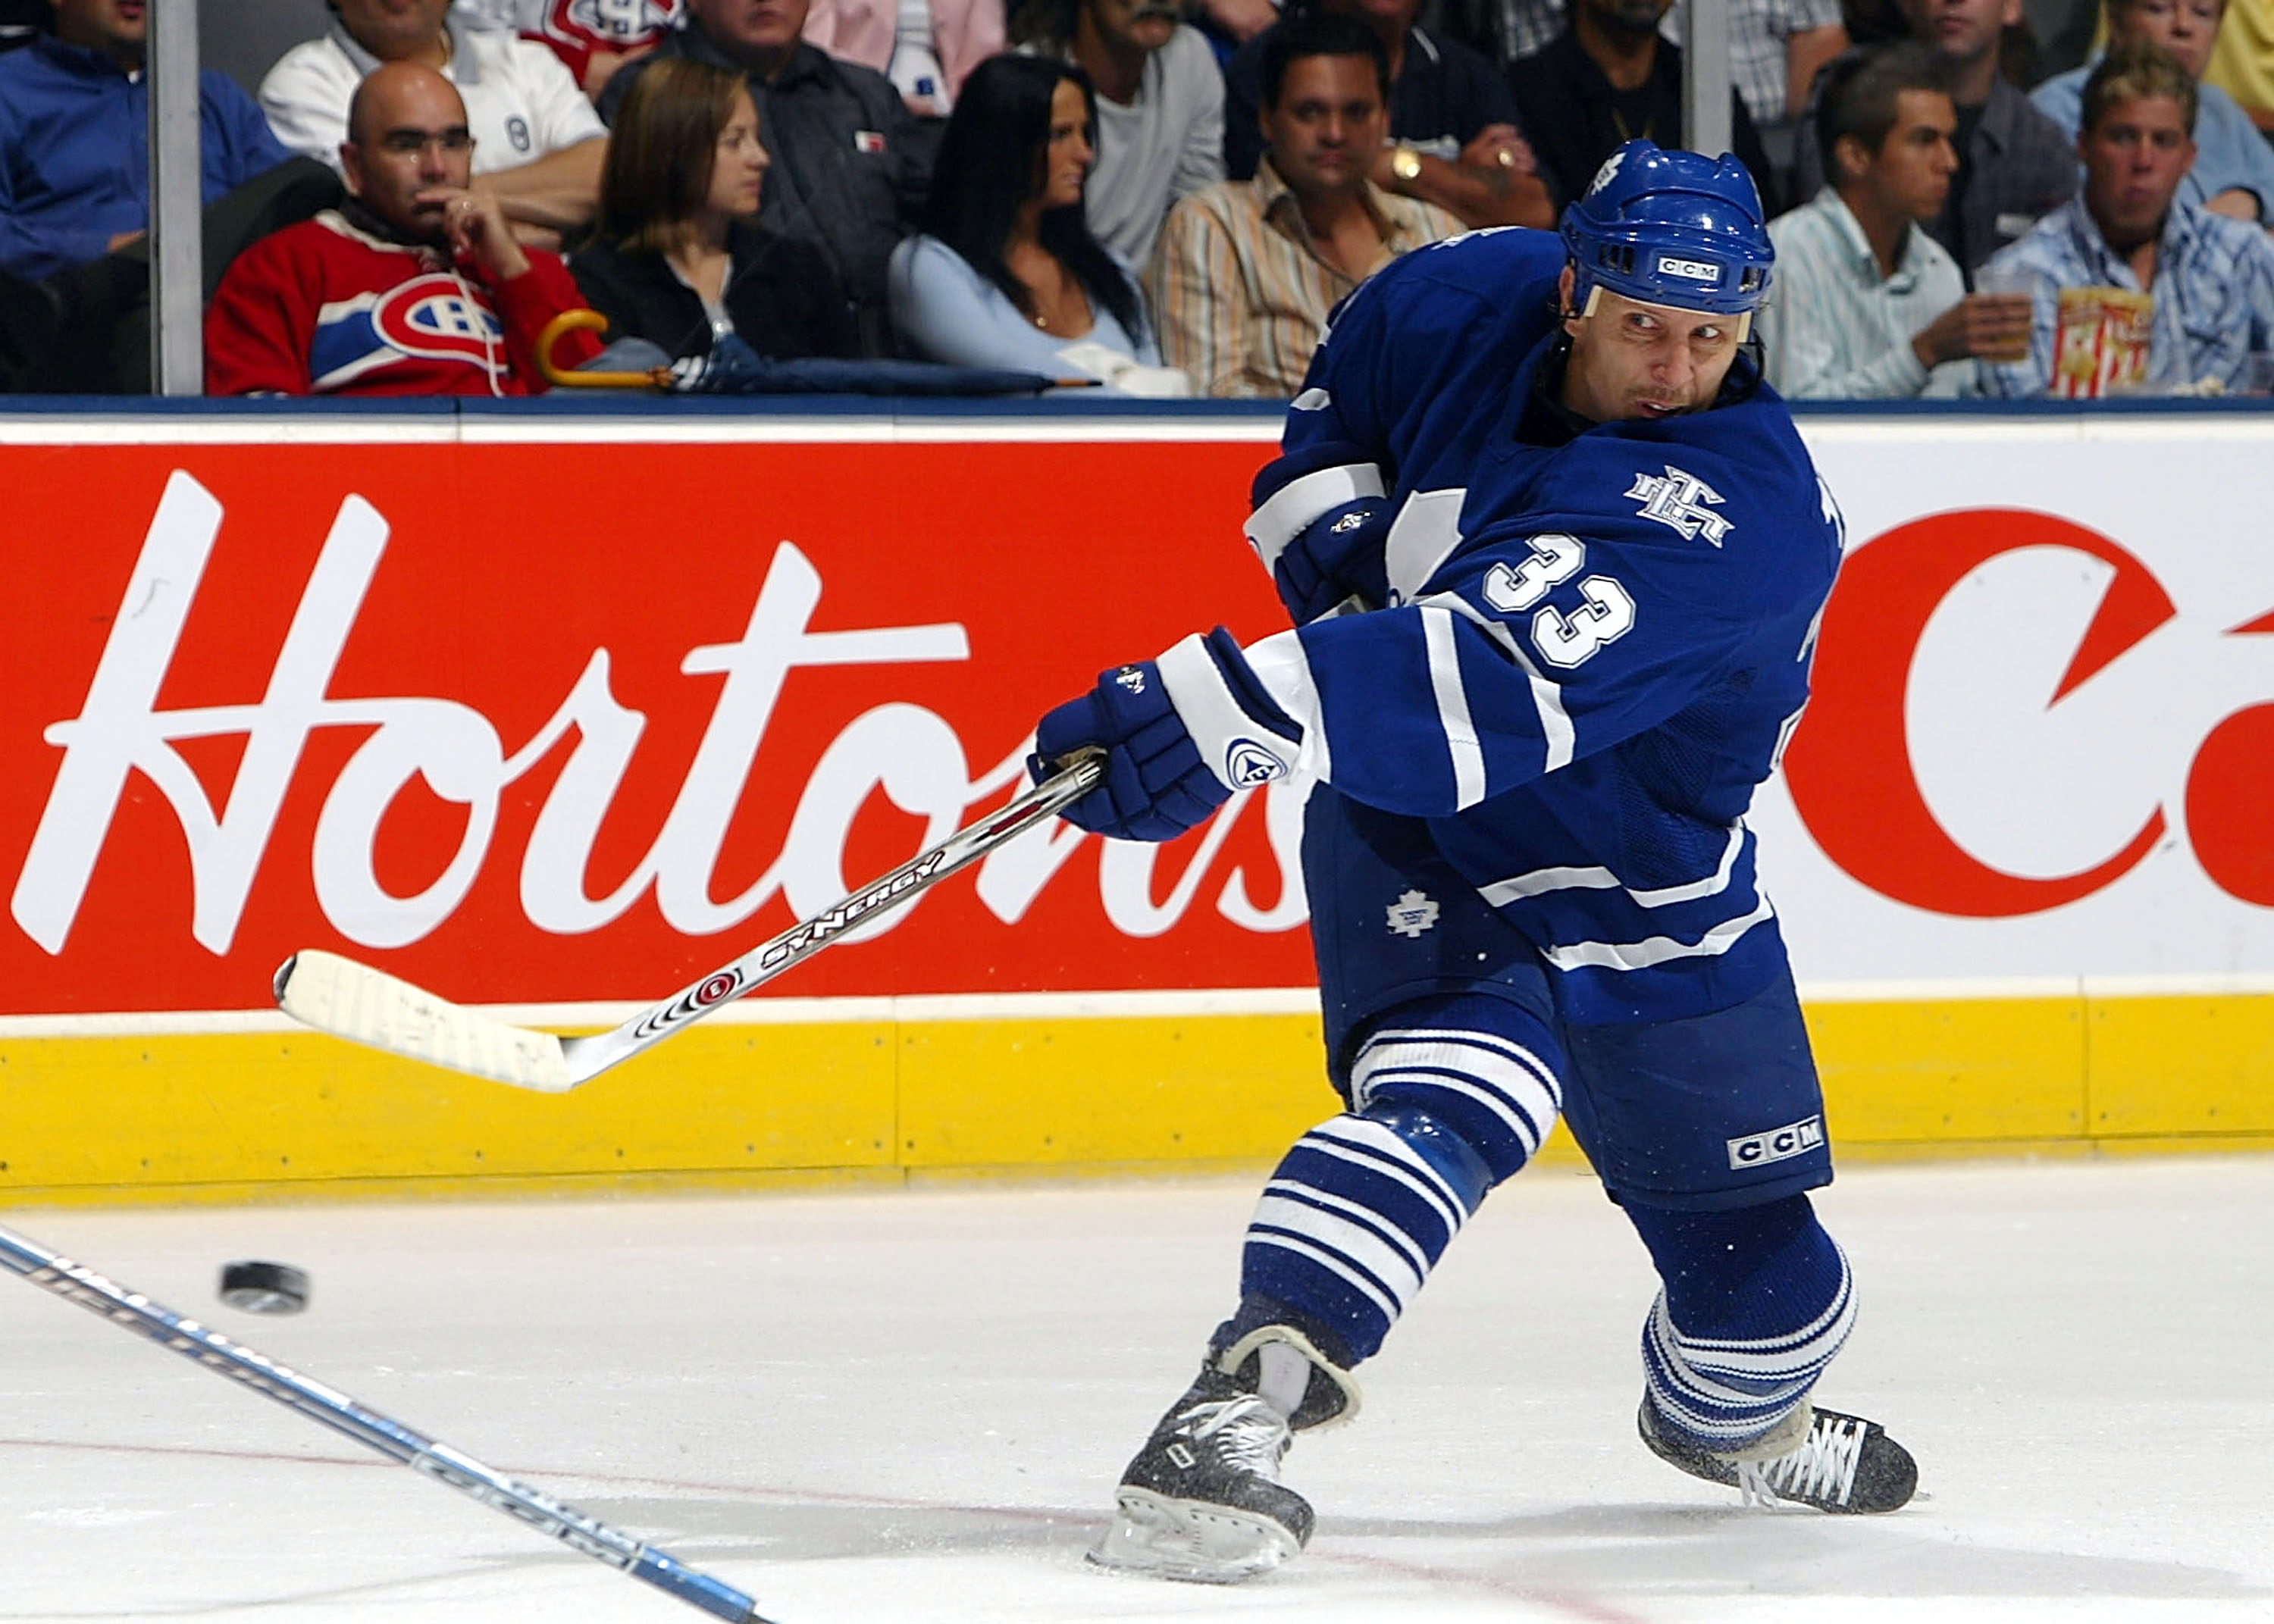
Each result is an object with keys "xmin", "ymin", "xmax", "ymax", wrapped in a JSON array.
[
  {"xmin": 208, "ymin": 64, "xmax": 600, "ymax": 396},
  {"xmin": 1759, "ymin": 42, "xmax": 2032, "ymax": 394},
  {"xmin": 0, "ymin": 0, "xmax": 303, "ymax": 281},
  {"xmin": 1148, "ymin": 13, "xmax": 1461, "ymax": 396},
  {"xmin": 890, "ymin": 55, "xmax": 1184, "ymax": 389},
  {"xmin": 0, "ymin": 0, "xmax": 340, "ymax": 392},
  {"xmin": 803, "ymin": 0, "xmax": 1004, "ymax": 117},
  {"xmin": 2202, "ymin": 0, "xmax": 2274, "ymax": 128},
  {"xmin": 601, "ymin": 0, "xmax": 932, "ymax": 355},
  {"xmin": 1226, "ymin": 0, "xmax": 1555, "ymax": 227},
  {"xmin": 1506, "ymin": 0, "xmax": 1778, "ymax": 210},
  {"xmin": 261, "ymin": 0, "xmax": 609, "ymax": 242},
  {"xmin": 457, "ymin": 0, "xmax": 688, "ymax": 104},
  {"xmin": 1013, "ymin": 0, "xmax": 1225, "ymax": 267},
  {"xmin": 1662, "ymin": 0, "xmax": 1850, "ymax": 189},
  {"xmin": 1795, "ymin": 0, "xmax": 2075, "ymax": 270},
  {"xmin": 1979, "ymin": 42, "xmax": 2274, "ymax": 393},
  {"xmin": 572, "ymin": 58, "xmax": 860, "ymax": 361},
  {"xmin": 2032, "ymin": 0, "xmax": 2274, "ymax": 223}
]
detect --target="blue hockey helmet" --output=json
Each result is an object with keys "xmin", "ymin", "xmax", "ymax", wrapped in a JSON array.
[{"xmin": 1560, "ymin": 140, "xmax": 1773, "ymax": 318}]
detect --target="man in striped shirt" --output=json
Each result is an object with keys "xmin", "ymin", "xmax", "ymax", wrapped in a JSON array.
[
  {"xmin": 1144, "ymin": 11, "xmax": 1461, "ymax": 397},
  {"xmin": 1760, "ymin": 42, "xmax": 2032, "ymax": 396},
  {"xmin": 1981, "ymin": 42, "xmax": 2274, "ymax": 394}
]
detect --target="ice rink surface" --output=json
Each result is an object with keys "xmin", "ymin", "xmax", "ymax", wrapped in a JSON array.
[{"xmin": 4, "ymin": 1155, "xmax": 2272, "ymax": 1624}]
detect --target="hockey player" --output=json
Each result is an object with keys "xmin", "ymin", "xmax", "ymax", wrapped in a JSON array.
[{"xmin": 1029, "ymin": 139, "xmax": 1918, "ymax": 1584}]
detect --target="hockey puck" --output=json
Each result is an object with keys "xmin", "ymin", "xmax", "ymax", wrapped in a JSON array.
[{"xmin": 218, "ymin": 1260, "xmax": 309, "ymax": 1315}]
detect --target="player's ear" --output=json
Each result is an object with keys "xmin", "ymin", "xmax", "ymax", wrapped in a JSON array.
[
  {"xmin": 1556, "ymin": 264, "xmax": 1581, "ymax": 330},
  {"xmin": 340, "ymin": 140, "xmax": 365, "ymax": 197}
]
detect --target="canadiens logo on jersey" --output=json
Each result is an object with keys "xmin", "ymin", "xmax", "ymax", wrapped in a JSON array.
[
  {"xmin": 310, "ymin": 274, "xmax": 505, "ymax": 391},
  {"xmin": 538, "ymin": 0, "xmax": 681, "ymax": 45},
  {"xmin": 1627, "ymin": 465, "xmax": 1733, "ymax": 546}
]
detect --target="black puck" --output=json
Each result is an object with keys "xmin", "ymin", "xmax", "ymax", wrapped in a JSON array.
[{"xmin": 219, "ymin": 1260, "xmax": 309, "ymax": 1315}]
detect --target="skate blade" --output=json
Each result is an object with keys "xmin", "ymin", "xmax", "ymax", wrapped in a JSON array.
[{"xmin": 1085, "ymin": 1487, "xmax": 1301, "ymax": 1585}]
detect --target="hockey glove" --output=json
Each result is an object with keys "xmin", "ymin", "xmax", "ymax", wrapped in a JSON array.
[
  {"xmin": 1030, "ymin": 627, "xmax": 1305, "ymax": 843},
  {"xmin": 1265, "ymin": 501, "xmax": 1392, "ymax": 624}
]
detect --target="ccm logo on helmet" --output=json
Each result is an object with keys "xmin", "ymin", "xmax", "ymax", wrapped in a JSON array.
[
  {"xmin": 1656, "ymin": 255, "xmax": 1721, "ymax": 283},
  {"xmin": 1726, "ymin": 1116, "xmax": 1825, "ymax": 1170}
]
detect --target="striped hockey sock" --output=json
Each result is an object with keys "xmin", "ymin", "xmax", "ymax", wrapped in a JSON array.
[
  {"xmin": 1627, "ymin": 1195, "xmax": 1856, "ymax": 1453},
  {"xmin": 1232, "ymin": 1000, "xmax": 1563, "ymax": 1366}
]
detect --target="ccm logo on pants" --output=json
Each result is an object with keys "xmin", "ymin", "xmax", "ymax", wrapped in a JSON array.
[{"xmin": 1726, "ymin": 1116, "xmax": 1825, "ymax": 1170}]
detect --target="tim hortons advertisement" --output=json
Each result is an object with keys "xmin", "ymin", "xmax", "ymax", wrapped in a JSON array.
[{"xmin": 4, "ymin": 420, "xmax": 2272, "ymax": 1022}]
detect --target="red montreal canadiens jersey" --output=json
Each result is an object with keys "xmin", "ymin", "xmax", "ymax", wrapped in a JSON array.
[
  {"xmin": 520, "ymin": 0, "xmax": 683, "ymax": 83},
  {"xmin": 204, "ymin": 211, "xmax": 600, "ymax": 397}
]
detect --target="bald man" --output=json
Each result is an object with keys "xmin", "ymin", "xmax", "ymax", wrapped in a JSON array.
[{"xmin": 205, "ymin": 64, "xmax": 600, "ymax": 396}]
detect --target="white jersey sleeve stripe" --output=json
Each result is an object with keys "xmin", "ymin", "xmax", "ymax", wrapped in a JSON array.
[
  {"xmin": 1244, "ymin": 462, "xmax": 1386, "ymax": 569},
  {"xmin": 1421, "ymin": 605, "xmax": 1489, "ymax": 810},
  {"xmin": 1413, "ymin": 591, "xmax": 1575, "ymax": 774},
  {"xmin": 1383, "ymin": 487, "xmax": 1467, "ymax": 603},
  {"xmin": 1540, "ymin": 893, "xmax": 1777, "ymax": 972},
  {"xmin": 1482, "ymin": 823, "xmax": 1748, "ymax": 909}
]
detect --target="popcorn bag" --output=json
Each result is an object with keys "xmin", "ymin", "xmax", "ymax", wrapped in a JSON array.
[{"xmin": 2052, "ymin": 286, "xmax": 2154, "ymax": 399}]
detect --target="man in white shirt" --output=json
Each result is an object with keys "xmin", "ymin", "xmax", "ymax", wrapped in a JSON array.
[
  {"xmin": 1759, "ymin": 41, "xmax": 2031, "ymax": 396},
  {"xmin": 1018, "ymin": 0, "xmax": 1226, "ymax": 267},
  {"xmin": 261, "ymin": 0, "xmax": 609, "ymax": 240}
]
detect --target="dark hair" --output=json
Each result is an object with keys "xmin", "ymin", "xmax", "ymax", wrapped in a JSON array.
[
  {"xmin": 1813, "ymin": 41, "xmax": 1947, "ymax": 188},
  {"xmin": 598, "ymin": 58, "xmax": 753, "ymax": 254},
  {"xmin": 2081, "ymin": 38, "xmax": 2200, "ymax": 134},
  {"xmin": 916, "ymin": 55, "xmax": 1145, "ymax": 341},
  {"xmin": 1259, "ymin": 11, "xmax": 1392, "ymax": 110},
  {"xmin": 1007, "ymin": 0, "xmax": 1079, "ymax": 51}
]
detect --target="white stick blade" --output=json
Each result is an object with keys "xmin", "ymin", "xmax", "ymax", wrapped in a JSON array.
[{"xmin": 274, "ymin": 950, "xmax": 575, "ymax": 1093}]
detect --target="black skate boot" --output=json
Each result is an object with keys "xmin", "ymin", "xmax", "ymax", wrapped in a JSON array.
[
  {"xmin": 1640, "ymin": 1395, "xmax": 1918, "ymax": 1513},
  {"xmin": 1089, "ymin": 1326, "xmax": 1360, "ymax": 1583}
]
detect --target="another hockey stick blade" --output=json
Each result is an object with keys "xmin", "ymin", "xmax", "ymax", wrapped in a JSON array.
[
  {"xmin": 274, "ymin": 950, "xmax": 575, "ymax": 1093},
  {"xmin": 275, "ymin": 750, "xmax": 1104, "ymax": 1092},
  {"xmin": 0, "ymin": 1221, "xmax": 778, "ymax": 1623}
]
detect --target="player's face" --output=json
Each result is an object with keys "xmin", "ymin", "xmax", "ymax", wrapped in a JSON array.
[
  {"xmin": 1560, "ymin": 273, "xmax": 1744, "ymax": 422},
  {"xmin": 1899, "ymin": 0, "xmax": 2018, "ymax": 66},
  {"xmin": 52, "ymin": 0, "xmax": 146, "ymax": 58},
  {"xmin": 1082, "ymin": 0, "xmax": 1179, "ymax": 56},
  {"xmin": 2113, "ymin": 0, "xmax": 2223, "ymax": 80},
  {"xmin": 2081, "ymin": 94, "xmax": 2196, "ymax": 245},
  {"xmin": 1261, "ymin": 55, "xmax": 1386, "ymax": 199},
  {"xmin": 334, "ymin": 0, "xmax": 452, "ymax": 60},
  {"xmin": 689, "ymin": 0, "xmax": 811, "ymax": 62},
  {"xmin": 705, "ymin": 87, "xmax": 769, "ymax": 219},
  {"xmin": 343, "ymin": 75, "xmax": 475, "ymax": 241},
  {"xmin": 1856, "ymin": 88, "xmax": 1959, "ymax": 221},
  {"xmin": 1035, "ymin": 79, "xmax": 1097, "ymax": 211}
]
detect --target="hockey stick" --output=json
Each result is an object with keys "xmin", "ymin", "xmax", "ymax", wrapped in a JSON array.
[
  {"xmin": 0, "ymin": 1221, "xmax": 776, "ymax": 1623},
  {"xmin": 274, "ymin": 752, "xmax": 1105, "ymax": 1093}
]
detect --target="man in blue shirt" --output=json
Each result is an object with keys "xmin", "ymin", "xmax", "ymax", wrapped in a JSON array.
[
  {"xmin": 1984, "ymin": 41, "xmax": 2274, "ymax": 394},
  {"xmin": 0, "ymin": 0, "xmax": 294, "ymax": 280},
  {"xmin": 2031, "ymin": 0, "xmax": 2274, "ymax": 225},
  {"xmin": 0, "ymin": 0, "xmax": 335, "ymax": 390},
  {"xmin": 1029, "ymin": 142, "xmax": 1918, "ymax": 1584}
]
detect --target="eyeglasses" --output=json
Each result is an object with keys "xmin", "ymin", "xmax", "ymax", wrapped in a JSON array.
[{"xmin": 376, "ymin": 129, "xmax": 475, "ymax": 156}]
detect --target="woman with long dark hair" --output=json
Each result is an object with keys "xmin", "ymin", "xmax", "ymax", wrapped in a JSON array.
[
  {"xmin": 570, "ymin": 58, "xmax": 860, "ymax": 364},
  {"xmin": 888, "ymin": 54, "xmax": 1188, "ymax": 393}
]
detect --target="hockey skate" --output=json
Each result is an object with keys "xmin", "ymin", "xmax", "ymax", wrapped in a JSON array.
[
  {"xmin": 1089, "ymin": 1327, "xmax": 1358, "ymax": 1583},
  {"xmin": 1640, "ymin": 1395, "xmax": 1918, "ymax": 1513}
]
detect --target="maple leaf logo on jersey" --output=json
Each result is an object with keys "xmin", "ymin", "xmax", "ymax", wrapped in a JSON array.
[
  {"xmin": 1386, "ymin": 889, "xmax": 1439, "ymax": 937},
  {"xmin": 1627, "ymin": 465, "xmax": 1733, "ymax": 546}
]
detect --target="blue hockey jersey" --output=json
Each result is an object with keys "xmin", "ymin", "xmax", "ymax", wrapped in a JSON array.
[{"xmin": 1238, "ymin": 228, "xmax": 1845, "ymax": 1025}]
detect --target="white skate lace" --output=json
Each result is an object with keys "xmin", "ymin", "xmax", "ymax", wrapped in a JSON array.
[
  {"xmin": 1179, "ymin": 1396, "xmax": 1290, "ymax": 1478},
  {"xmin": 1737, "ymin": 1413, "xmax": 1866, "ymax": 1509}
]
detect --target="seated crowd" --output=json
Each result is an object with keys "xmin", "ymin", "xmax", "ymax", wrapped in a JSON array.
[{"xmin": 2, "ymin": 0, "xmax": 2272, "ymax": 399}]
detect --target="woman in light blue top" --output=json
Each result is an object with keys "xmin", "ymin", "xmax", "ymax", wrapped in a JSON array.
[{"xmin": 889, "ymin": 55, "xmax": 1187, "ymax": 392}]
